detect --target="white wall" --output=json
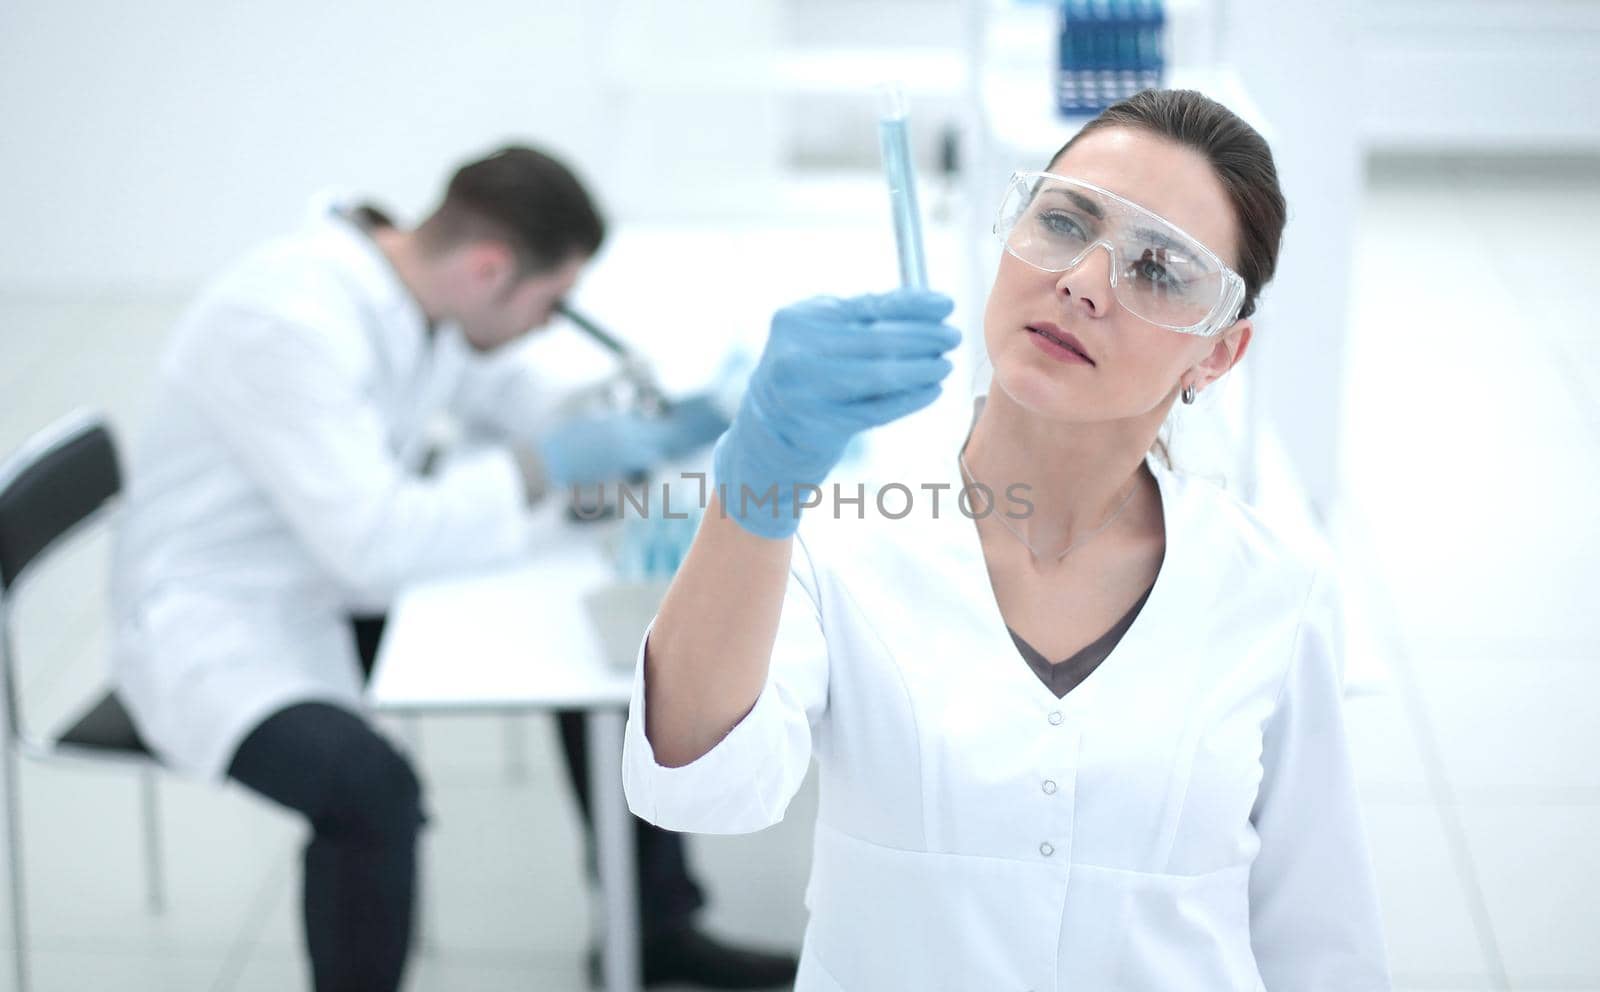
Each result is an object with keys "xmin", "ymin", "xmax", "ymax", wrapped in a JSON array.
[
  {"xmin": 1358, "ymin": 0, "xmax": 1600, "ymax": 151},
  {"xmin": 0, "ymin": 1, "xmax": 695, "ymax": 297},
  {"xmin": 0, "ymin": 0, "xmax": 981, "ymax": 300}
]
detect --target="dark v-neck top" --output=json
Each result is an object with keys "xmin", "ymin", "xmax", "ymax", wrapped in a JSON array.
[{"xmin": 1006, "ymin": 579, "xmax": 1156, "ymax": 698}]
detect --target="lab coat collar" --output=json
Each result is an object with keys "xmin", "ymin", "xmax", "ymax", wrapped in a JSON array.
[
  {"xmin": 306, "ymin": 194, "xmax": 474, "ymax": 376},
  {"xmin": 317, "ymin": 198, "xmax": 431, "ymax": 333}
]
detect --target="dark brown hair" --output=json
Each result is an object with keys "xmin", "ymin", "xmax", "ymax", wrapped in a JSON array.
[
  {"xmin": 416, "ymin": 145, "xmax": 604, "ymax": 276},
  {"xmin": 1049, "ymin": 88, "xmax": 1285, "ymax": 322}
]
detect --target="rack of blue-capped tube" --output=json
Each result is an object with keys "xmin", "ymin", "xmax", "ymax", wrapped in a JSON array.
[{"xmin": 1057, "ymin": 0, "xmax": 1166, "ymax": 117}]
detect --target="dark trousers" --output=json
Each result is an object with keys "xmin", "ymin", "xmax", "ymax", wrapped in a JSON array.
[
  {"xmin": 228, "ymin": 701, "xmax": 424, "ymax": 992},
  {"xmin": 225, "ymin": 616, "xmax": 707, "ymax": 992}
]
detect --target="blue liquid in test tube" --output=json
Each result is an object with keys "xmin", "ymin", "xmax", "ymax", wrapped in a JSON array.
[{"xmin": 877, "ymin": 85, "xmax": 928, "ymax": 290}]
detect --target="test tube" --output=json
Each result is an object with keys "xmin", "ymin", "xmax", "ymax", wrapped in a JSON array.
[{"xmin": 877, "ymin": 84, "xmax": 928, "ymax": 290}]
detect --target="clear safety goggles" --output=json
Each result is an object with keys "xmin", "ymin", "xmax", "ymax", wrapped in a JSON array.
[{"xmin": 993, "ymin": 171, "xmax": 1246, "ymax": 336}]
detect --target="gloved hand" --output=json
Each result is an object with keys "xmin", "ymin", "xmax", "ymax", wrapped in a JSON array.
[
  {"xmin": 653, "ymin": 392, "xmax": 732, "ymax": 460},
  {"xmin": 537, "ymin": 412, "xmax": 671, "ymax": 487},
  {"xmin": 536, "ymin": 395, "xmax": 732, "ymax": 488},
  {"xmin": 714, "ymin": 288, "xmax": 961, "ymax": 539}
]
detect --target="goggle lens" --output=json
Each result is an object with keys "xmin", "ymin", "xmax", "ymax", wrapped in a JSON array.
[{"xmin": 995, "ymin": 174, "xmax": 1239, "ymax": 333}]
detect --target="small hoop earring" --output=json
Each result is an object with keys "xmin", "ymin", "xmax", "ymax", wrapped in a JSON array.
[{"xmin": 1181, "ymin": 383, "xmax": 1196, "ymax": 405}]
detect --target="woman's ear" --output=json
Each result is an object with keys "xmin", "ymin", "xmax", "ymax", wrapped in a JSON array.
[
  {"xmin": 1221, "ymin": 319, "xmax": 1252, "ymax": 370},
  {"xmin": 1192, "ymin": 319, "xmax": 1252, "ymax": 390}
]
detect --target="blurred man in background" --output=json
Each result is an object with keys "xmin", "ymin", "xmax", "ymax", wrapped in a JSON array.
[{"xmin": 109, "ymin": 145, "xmax": 795, "ymax": 991}]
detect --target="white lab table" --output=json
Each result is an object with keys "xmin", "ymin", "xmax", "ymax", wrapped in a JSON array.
[{"xmin": 366, "ymin": 506, "xmax": 647, "ymax": 992}]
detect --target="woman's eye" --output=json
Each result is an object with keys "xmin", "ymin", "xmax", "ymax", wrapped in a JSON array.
[
  {"xmin": 1134, "ymin": 258, "xmax": 1168, "ymax": 281},
  {"xmin": 1131, "ymin": 251, "xmax": 1185, "ymax": 291},
  {"xmin": 1037, "ymin": 210, "xmax": 1088, "ymax": 240}
]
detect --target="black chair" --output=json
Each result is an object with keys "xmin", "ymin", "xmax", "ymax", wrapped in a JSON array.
[{"xmin": 0, "ymin": 411, "xmax": 166, "ymax": 992}]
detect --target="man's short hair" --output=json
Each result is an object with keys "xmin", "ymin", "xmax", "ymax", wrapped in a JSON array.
[{"xmin": 416, "ymin": 145, "xmax": 604, "ymax": 275}]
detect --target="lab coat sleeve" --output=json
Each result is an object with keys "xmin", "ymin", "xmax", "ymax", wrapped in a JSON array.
[
  {"xmin": 1248, "ymin": 560, "xmax": 1393, "ymax": 991},
  {"xmin": 169, "ymin": 306, "xmax": 535, "ymax": 603},
  {"xmin": 622, "ymin": 532, "xmax": 829, "ymax": 835}
]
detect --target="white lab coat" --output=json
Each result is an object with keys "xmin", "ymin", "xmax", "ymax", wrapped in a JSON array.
[
  {"xmin": 111, "ymin": 198, "xmax": 565, "ymax": 779},
  {"xmin": 622, "ymin": 401, "xmax": 1392, "ymax": 991}
]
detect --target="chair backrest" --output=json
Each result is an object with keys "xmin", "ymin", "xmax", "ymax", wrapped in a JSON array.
[{"xmin": 0, "ymin": 412, "xmax": 121, "ymax": 592}]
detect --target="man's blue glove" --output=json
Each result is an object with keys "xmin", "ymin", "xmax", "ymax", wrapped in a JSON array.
[
  {"xmin": 713, "ymin": 288, "xmax": 961, "ymax": 539},
  {"xmin": 654, "ymin": 392, "xmax": 732, "ymax": 460},
  {"xmin": 537, "ymin": 394, "xmax": 732, "ymax": 487}
]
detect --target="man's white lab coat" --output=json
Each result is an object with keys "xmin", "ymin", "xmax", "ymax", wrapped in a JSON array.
[
  {"xmin": 111, "ymin": 200, "xmax": 563, "ymax": 779},
  {"xmin": 622, "ymin": 410, "xmax": 1392, "ymax": 991}
]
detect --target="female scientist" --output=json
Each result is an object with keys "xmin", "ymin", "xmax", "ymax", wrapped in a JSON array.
[{"xmin": 621, "ymin": 89, "xmax": 1391, "ymax": 991}]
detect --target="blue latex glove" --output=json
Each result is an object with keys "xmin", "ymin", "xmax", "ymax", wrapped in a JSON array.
[
  {"xmin": 713, "ymin": 288, "xmax": 960, "ymax": 539},
  {"xmin": 538, "ymin": 395, "xmax": 732, "ymax": 487},
  {"xmin": 537, "ymin": 412, "xmax": 671, "ymax": 487}
]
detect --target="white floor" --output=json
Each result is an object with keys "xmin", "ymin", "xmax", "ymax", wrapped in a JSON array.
[{"xmin": 0, "ymin": 153, "xmax": 1595, "ymax": 990}]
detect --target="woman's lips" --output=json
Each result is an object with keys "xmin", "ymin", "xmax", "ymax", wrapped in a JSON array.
[{"xmin": 1026, "ymin": 324, "xmax": 1094, "ymax": 366}]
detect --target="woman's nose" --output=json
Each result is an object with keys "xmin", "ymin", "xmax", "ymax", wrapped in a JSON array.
[{"xmin": 1054, "ymin": 242, "xmax": 1114, "ymax": 317}]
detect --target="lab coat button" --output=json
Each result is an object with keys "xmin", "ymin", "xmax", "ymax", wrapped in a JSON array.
[
  {"xmin": 1041, "ymin": 779, "xmax": 1057, "ymax": 795},
  {"xmin": 1047, "ymin": 711, "xmax": 1064, "ymax": 726},
  {"xmin": 1039, "ymin": 842, "xmax": 1055, "ymax": 857}
]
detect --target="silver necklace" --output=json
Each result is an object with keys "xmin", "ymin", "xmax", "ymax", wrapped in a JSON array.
[{"xmin": 957, "ymin": 449, "xmax": 1139, "ymax": 562}]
